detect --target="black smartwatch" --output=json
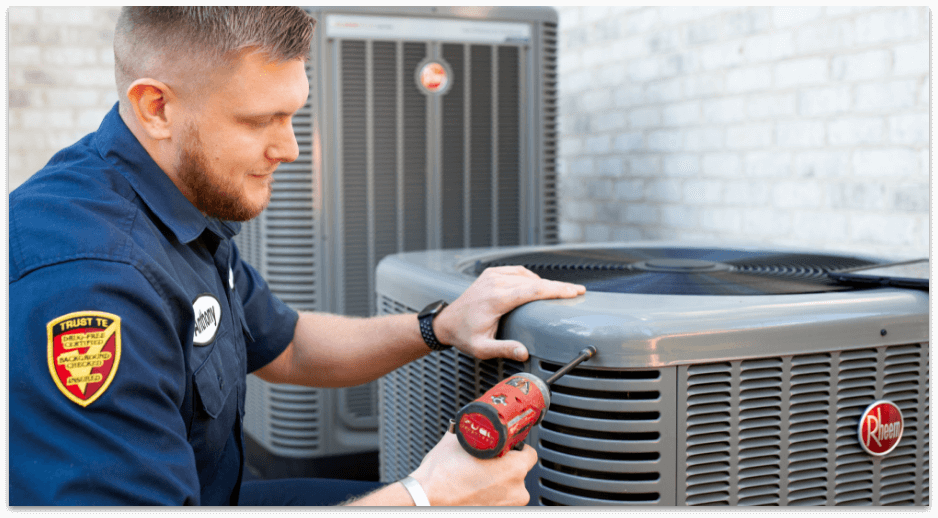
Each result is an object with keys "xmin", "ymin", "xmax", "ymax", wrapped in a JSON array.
[{"xmin": 418, "ymin": 300, "xmax": 451, "ymax": 352}]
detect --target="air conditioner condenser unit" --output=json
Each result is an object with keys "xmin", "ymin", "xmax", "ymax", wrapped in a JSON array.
[{"xmin": 376, "ymin": 243, "xmax": 929, "ymax": 506}]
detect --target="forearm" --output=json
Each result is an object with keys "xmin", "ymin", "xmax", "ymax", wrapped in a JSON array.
[{"xmin": 255, "ymin": 311, "xmax": 430, "ymax": 387}]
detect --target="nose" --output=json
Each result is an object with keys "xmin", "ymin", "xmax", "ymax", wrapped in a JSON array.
[{"xmin": 266, "ymin": 119, "xmax": 300, "ymax": 164}]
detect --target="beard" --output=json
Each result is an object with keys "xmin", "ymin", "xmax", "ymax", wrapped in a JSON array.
[{"xmin": 175, "ymin": 123, "xmax": 272, "ymax": 222}]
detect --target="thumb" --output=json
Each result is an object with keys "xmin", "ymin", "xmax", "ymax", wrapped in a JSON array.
[{"xmin": 474, "ymin": 338, "xmax": 529, "ymax": 362}]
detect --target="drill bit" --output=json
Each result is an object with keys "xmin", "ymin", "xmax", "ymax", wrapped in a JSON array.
[{"xmin": 544, "ymin": 346, "xmax": 597, "ymax": 386}]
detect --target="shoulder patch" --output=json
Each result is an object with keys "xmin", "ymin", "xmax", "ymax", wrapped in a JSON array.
[{"xmin": 47, "ymin": 311, "xmax": 122, "ymax": 407}]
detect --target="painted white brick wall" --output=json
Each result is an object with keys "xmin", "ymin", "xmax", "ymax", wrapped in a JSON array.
[
  {"xmin": 7, "ymin": 7, "xmax": 931, "ymax": 263},
  {"xmin": 556, "ymin": 6, "xmax": 930, "ymax": 260},
  {"xmin": 8, "ymin": 7, "xmax": 122, "ymax": 190}
]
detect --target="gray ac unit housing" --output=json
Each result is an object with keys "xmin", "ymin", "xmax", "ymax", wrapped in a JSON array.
[{"xmin": 375, "ymin": 242, "xmax": 929, "ymax": 506}]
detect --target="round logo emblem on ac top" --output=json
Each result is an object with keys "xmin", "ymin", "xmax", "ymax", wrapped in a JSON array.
[
  {"xmin": 857, "ymin": 400, "xmax": 904, "ymax": 456},
  {"xmin": 417, "ymin": 60, "xmax": 451, "ymax": 95}
]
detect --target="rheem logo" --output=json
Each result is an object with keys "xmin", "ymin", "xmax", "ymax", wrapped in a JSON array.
[
  {"xmin": 857, "ymin": 401, "xmax": 904, "ymax": 456},
  {"xmin": 417, "ymin": 61, "xmax": 450, "ymax": 95}
]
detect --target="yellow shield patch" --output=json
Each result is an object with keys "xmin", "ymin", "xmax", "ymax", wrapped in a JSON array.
[{"xmin": 47, "ymin": 311, "xmax": 122, "ymax": 407}]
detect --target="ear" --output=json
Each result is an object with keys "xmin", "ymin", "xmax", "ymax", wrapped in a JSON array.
[{"xmin": 125, "ymin": 78, "xmax": 175, "ymax": 141}]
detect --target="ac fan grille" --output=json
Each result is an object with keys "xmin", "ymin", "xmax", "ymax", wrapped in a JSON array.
[{"xmin": 475, "ymin": 248, "xmax": 880, "ymax": 295}]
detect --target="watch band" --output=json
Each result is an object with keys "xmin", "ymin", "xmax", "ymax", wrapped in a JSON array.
[
  {"xmin": 401, "ymin": 476, "xmax": 431, "ymax": 506},
  {"xmin": 418, "ymin": 300, "xmax": 451, "ymax": 351}
]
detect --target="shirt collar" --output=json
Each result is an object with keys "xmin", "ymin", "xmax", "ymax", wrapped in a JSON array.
[{"xmin": 93, "ymin": 103, "xmax": 240, "ymax": 243}]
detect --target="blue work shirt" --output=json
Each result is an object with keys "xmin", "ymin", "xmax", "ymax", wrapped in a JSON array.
[{"xmin": 9, "ymin": 104, "xmax": 300, "ymax": 505}]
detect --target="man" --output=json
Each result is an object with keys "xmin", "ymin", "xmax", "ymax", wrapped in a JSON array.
[{"xmin": 9, "ymin": 7, "xmax": 585, "ymax": 506}]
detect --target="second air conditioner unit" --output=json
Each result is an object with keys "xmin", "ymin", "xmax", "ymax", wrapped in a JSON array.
[{"xmin": 234, "ymin": 6, "xmax": 560, "ymax": 478}]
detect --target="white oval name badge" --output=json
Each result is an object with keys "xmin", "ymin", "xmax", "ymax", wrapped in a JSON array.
[{"xmin": 193, "ymin": 294, "xmax": 222, "ymax": 346}]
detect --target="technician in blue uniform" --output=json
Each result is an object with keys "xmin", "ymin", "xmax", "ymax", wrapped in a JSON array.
[{"xmin": 9, "ymin": 7, "xmax": 585, "ymax": 506}]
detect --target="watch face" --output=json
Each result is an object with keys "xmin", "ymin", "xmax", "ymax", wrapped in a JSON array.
[{"xmin": 419, "ymin": 300, "xmax": 447, "ymax": 318}]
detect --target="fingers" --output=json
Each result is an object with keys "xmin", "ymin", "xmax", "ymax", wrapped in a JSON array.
[
  {"xmin": 522, "ymin": 444, "xmax": 538, "ymax": 470},
  {"xmin": 482, "ymin": 265, "xmax": 586, "ymax": 297},
  {"xmin": 556, "ymin": 280, "xmax": 585, "ymax": 299},
  {"xmin": 442, "ymin": 265, "xmax": 585, "ymax": 362},
  {"xmin": 506, "ymin": 279, "xmax": 585, "ymax": 309},
  {"xmin": 473, "ymin": 338, "xmax": 528, "ymax": 362},
  {"xmin": 506, "ymin": 443, "xmax": 538, "ymax": 471},
  {"xmin": 483, "ymin": 265, "xmax": 541, "ymax": 280}
]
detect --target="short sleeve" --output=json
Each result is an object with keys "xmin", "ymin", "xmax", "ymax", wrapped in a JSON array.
[
  {"xmin": 230, "ymin": 241, "xmax": 300, "ymax": 373},
  {"xmin": 9, "ymin": 260, "xmax": 201, "ymax": 505}
]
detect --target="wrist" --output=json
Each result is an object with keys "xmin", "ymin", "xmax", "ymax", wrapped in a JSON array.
[
  {"xmin": 417, "ymin": 300, "xmax": 453, "ymax": 351},
  {"xmin": 341, "ymin": 480, "xmax": 417, "ymax": 506},
  {"xmin": 431, "ymin": 305, "xmax": 458, "ymax": 348},
  {"xmin": 400, "ymin": 476, "xmax": 431, "ymax": 506}
]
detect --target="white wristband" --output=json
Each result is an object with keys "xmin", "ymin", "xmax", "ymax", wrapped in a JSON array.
[{"xmin": 401, "ymin": 476, "xmax": 431, "ymax": 506}]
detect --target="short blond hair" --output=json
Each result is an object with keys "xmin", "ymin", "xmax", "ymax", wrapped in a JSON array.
[{"xmin": 114, "ymin": 7, "xmax": 315, "ymax": 111}]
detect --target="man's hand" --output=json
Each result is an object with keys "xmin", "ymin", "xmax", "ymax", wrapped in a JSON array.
[
  {"xmin": 433, "ymin": 266, "xmax": 585, "ymax": 361},
  {"xmin": 407, "ymin": 431, "xmax": 537, "ymax": 506}
]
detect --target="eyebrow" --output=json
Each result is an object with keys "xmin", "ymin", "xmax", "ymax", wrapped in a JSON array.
[{"xmin": 238, "ymin": 111, "xmax": 294, "ymax": 120}]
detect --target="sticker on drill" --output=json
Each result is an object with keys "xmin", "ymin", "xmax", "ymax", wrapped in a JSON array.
[
  {"xmin": 505, "ymin": 377, "xmax": 530, "ymax": 395},
  {"xmin": 47, "ymin": 311, "xmax": 122, "ymax": 407}
]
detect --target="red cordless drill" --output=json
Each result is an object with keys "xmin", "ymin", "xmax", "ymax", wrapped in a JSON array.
[{"xmin": 454, "ymin": 346, "xmax": 597, "ymax": 459}]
